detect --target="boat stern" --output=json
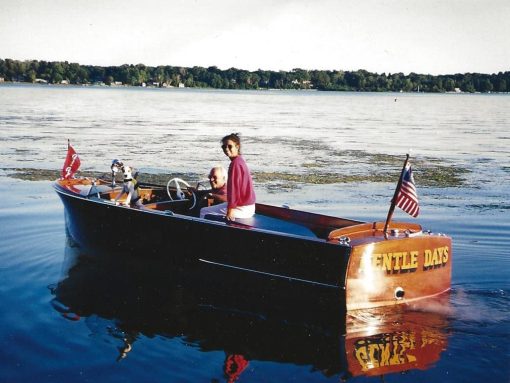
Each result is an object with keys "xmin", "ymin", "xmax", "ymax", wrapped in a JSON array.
[{"xmin": 330, "ymin": 222, "xmax": 451, "ymax": 310}]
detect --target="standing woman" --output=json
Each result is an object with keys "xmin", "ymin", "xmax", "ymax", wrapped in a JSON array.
[{"xmin": 200, "ymin": 133, "xmax": 256, "ymax": 220}]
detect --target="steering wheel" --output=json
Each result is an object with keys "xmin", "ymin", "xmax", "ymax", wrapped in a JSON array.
[
  {"xmin": 167, "ymin": 178, "xmax": 191, "ymax": 200},
  {"xmin": 166, "ymin": 177, "xmax": 197, "ymax": 210}
]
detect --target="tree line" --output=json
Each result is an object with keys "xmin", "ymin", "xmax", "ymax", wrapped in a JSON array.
[{"xmin": 1, "ymin": 58, "xmax": 508, "ymax": 93}]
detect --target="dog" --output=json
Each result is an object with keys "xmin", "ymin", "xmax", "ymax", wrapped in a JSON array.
[{"xmin": 112, "ymin": 165, "xmax": 143, "ymax": 207}]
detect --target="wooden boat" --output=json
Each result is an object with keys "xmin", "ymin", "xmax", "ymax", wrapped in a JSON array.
[{"xmin": 54, "ymin": 174, "xmax": 452, "ymax": 311}]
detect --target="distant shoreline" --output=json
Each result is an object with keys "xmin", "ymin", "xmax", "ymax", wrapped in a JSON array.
[
  {"xmin": 1, "ymin": 58, "xmax": 509, "ymax": 93},
  {"xmin": 0, "ymin": 80, "xmax": 319, "ymax": 92},
  {"xmin": 2, "ymin": 81, "xmax": 509, "ymax": 95}
]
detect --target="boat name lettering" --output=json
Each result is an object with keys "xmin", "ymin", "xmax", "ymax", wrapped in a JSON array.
[
  {"xmin": 370, "ymin": 246, "xmax": 449, "ymax": 273},
  {"xmin": 424, "ymin": 246, "xmax": 448, "ymax": 269}
]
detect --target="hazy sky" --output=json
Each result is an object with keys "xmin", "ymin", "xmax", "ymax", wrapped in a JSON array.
[{"xmin": 1, "ymin": 0, "xmax": 508, "ymax": 75}]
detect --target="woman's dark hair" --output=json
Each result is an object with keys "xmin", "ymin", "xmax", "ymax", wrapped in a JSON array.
[{"xmin": 221, "ymin": 133, "xmax": 241, "ymax": 153}]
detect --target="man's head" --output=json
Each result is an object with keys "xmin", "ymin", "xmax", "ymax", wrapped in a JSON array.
[{"xmin": 208, "ymin": 166, "xmax": 227, "ymax": 190}]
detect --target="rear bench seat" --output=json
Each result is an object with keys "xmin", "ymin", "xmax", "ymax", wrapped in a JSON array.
[{"xmin": 204, "ymin": 213, "xmax": 316, "ymax": 238}]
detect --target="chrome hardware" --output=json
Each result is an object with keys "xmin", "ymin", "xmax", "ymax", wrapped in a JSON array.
[
  {"xmin": 338, "ymin": 236, "xmax": 351, "ymax": 246},
  {"xmin": 394, "ymin": 287, "xmax": 405, "ymax": 300},
  {"xmin": 88, "ymin": 180, "xmax": 100, "ymax": 199}
]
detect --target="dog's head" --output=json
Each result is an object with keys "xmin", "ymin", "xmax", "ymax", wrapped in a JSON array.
[{"xmin": 122, "ymin": 166, "xmax": 134, "ymax": 180}]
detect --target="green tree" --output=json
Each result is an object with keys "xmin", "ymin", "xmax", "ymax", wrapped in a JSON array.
[
  {"xmin": 312, "ymin": 71, "xmax": 331, "ymax": 90},
  {"xmin": 495, "ymin": 78, "xmax": 507, "ymax": 92},
  {"xmin": 49, "ymin": 62, "xmax": 65, "ymax": 83},
  {"xmin": 27, "ymin": 69, "xmax": 36, "ymax": 82},
  {"xmin": 154, "ymin": 66, "xmax": 166, "ymax": 85},
  {"xmin": 444, "ymin": 78, "xmax": 455, "ymax": 92},
  {"xmin": 344, "ymin": 71, "xmax": 365, "ymax": 90},
  {"xmin": 256, "ymin": 70, "xmax": 271, "ymax": 88},
  {"xmin": 184, "ymin": 74, "xmax": 194, "ymax": 87},
  {"xmin": 210, "ymin": 73, "xmax": 223, "ymax": 88},
  {"xmin": 402, "ymin": 78, "xmax": 413, "ymax": 92},
  {"xmin": 479, "ymin": 78, "xmax": 493, "ymax": 92},
  {"xmin": 460, "ymin": 76, "xmax": 475, "ymax": 93}
]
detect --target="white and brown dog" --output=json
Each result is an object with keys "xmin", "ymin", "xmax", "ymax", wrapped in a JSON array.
[{"xmin": 112, "ymin": 165, "xmax": 143, "ymax": 207}]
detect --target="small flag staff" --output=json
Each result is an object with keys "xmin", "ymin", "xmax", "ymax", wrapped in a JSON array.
[{"xmin": 383, "ymin": 153, "xmax": 420, "ymax": 239}]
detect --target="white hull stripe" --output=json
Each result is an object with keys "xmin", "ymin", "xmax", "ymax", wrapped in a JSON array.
[{"xmin": 199, "ymin": 258, "xmax": 339, "ymax": 288}]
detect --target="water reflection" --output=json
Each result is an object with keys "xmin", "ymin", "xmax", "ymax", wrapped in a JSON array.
[
  {"xmin": 345, "ymin": 302, "xmax": 451, "ymax": 378},
  {"xmin": 50, "ymin": 234, "xmax": 451, "ymax": 380}
]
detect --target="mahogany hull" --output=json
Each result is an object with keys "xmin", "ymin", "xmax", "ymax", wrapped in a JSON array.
[{"xmin": 54, "ymin": 178, "xmax": 452, "ymax": 311}]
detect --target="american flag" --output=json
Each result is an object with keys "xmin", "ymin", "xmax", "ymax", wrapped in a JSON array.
[{"xmin": 395, "ymin": 163, "xmax": 419, "ymax": 217}]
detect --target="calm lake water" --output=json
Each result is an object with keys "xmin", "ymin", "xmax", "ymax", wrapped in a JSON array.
[{"xmin": 0, "ymin": 84, "xmax": 509, "ymax": 382}]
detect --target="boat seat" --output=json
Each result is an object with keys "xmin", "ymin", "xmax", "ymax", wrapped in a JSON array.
[{"xmin": 204, "ymin": 213, "xmax": 317, "ymax": 238}]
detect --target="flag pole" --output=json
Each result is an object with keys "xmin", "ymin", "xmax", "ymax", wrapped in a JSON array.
[
  {"xmin": 62, "ymin": 139, "xmax": 70, "ymax": 179},
  {"xmin": 383, "ymin": 153, "xmax": 410, "ymax": 239}
]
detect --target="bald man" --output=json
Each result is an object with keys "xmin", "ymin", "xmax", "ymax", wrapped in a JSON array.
[{"xmin": 207, "ymin": 166, "xmax": 227, "ymax": 203}]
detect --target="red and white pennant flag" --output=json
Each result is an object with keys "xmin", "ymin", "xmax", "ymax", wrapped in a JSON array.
[{"xmin": 61, "ymin": 141, "xmax": 81, "ymax": 179}]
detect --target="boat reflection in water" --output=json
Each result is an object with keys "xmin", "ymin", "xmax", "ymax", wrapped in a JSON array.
[
  {"xmin": 345, "ymin": 301, "xmax": 451, "ymax": 378},
  {"xmin": 50, "ymin": 235, "xmax": 451, "ymax": 380}
]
